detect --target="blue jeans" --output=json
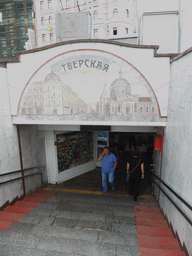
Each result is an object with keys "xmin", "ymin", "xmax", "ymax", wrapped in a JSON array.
[{"xmin": 101, "ymin": 169, "xmax": 115, "ymax": 193}]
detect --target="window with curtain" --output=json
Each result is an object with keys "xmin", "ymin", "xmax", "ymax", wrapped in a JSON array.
[
  {"xmin": 93, "ymin": 11, "xmax": 98, "ymax": 20},
  {"xmin": 49, "ymin": 16, "xmax": 53, "ymax": 24},
  {"xmin": 113, "ymin": 9, "xmax": 118, "ymax": 18},
  {"xmin": 41, "ymin": 17, "xmax": 45, "ymax": 25},
  {"xmin": 42, "ymin": 34, "xmax": 46, "ymax": 42}
]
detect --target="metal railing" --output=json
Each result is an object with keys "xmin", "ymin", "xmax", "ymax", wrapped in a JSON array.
[
  {"xmin": 152, "ymin": 173, "xmax": 192, "ymax": 226},
  {"xmin": 0, "ymin": 166, "xmax": 45, "ymax": 195}
]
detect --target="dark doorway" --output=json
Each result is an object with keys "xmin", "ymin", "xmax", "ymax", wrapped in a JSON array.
[{"xmin": 109, "ymin": 132, "xmax": 154, "ymax": 195}]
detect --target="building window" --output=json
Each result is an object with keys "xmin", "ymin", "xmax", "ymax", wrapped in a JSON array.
[
  {"xmin": 40, "ymin": 1, "xmax": 44, "ymax": 9},
  {"xmin": 48, "ymin": 0, "xmax": 52, "ymax": 8},
  {"xmin": 59, "ymin": 0, "xmax": 62, "ymax": 6},
  {"xmin": 152, "ymin": 106, "xmax": 155, "ymax": 113},
  {"xmin": 41, "ymin": 17, "xmax": 45, "ymax": 25},
  {"xmin": 134, "ymin": 103, "xmax": 137, "ymax": 112},
  {"xmin": 126, "ymin": 105, "xmax": 129, "ymax": 114},
  {"xmin": 93, "ymin": 11, "xmax": 98, "ymax": 20},
  {"xmin": 113, "ymin": 9, "xmax": 118, "ymax": 18},
  {"xmin": 17, "ymin": 2, "xmax": 24, "ymax": 12},
  {"xmin": 140, "ymin": 104, "xmax": 143, "ymax": 113},
  {"xmin": 42, "ymin": 34, "xmax": 46, "ymax": 42},
  {"xmin": 126, "ymin": 9, "xmax": 129, "ymax": 18},
  {"xmin": 74, "ymin": 0, "xmax": 78, "ymax": 5},
  {"xmin": 112, "ymin": 105, "xmax": 114, "ymax": 112},
  {"xmin": 94, "ymin": 29, "xmax": 98, "ymax": 37},
  {"xmin": 49, "ymin": 16, "xmax": 53, "ymax": 24},
  {"xmin": 50, "ymin": 33, "xmax": 53, "ymax": 41},
  {"xmin": 146, "ymin": 104, "xmax": 149, "ymax": 113},
  {"xmin": 66, "ymin": 0, "xmax": 70, "ymax": 6},
  {"xmin": 113, "ymin": 27, "xmax": 117, "ymax": 35},
  {"xmin": 125, "ymin": 28, "xmax": 128, "ymax": 34}
]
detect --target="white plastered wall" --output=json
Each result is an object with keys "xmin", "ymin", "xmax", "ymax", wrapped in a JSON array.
[
  {"xmin": 0, "ymin": 66, "xmax": 47, "ymax": 207},
  {"xmin": 160, "ymin": 51, "xmax": 192, "ymax": 254},
  {"xmin": 0, "ymin": 66, "xmax": 22, "ymax": 207}
]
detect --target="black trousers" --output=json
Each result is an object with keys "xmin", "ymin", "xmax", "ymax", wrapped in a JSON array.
[{"xmin": 129, "ymin": 174, "xmax": 141, "ymax": 200}]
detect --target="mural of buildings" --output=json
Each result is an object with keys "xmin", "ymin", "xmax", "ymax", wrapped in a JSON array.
[
  {"xmin": 19, "ymin": 51, "xmax": 159, "ymax": 122},
  {"xmin": 99, "ymin": 71, "xmax": 156, "ymax": 118},
  {"xmin": 21, "ymin": 81, "xmax": 44, "ymax": 115},
  {"xmin": 44, "ymin": 72, "xmax": 63, "ymax": 115},
  {"xmin": 21, "ymin": 71, "xmax": 92, "ymax": 116}
]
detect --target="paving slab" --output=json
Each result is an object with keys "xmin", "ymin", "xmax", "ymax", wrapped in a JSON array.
[
  {"xmin": 0, "ymin": 230, "xmax": 41, "ymax": 248},
  {"xmin": 51, "ymin": 210, "xmax": 105, "ymax": 222},
  {"xmin": 19, "ymin": 214, "xmax": 43, "ymax": 224},
  {"xmin": 98, "ymin": 231, "xmax": 138, "ymax": 246},
  {"xmin": 38, "ymin": 216, "xmax": 55, "ymax": 226},
  {"xmin": 105, "ymin": 215, "xmax": 136, "ymax": 225},
  {"xmin": 28, "ymin": 208, "xmax": 53, "ymax": 217},
  {"xmin": 6, "ymin": 222, "xmax": 35, "ymax": 233},
  {"xmin": 0, "ymin": 244, "xmax": 82, "ymax": 256},
  {"xmin": 45, "ymin": 197, "xmax": 63, "ymax": 204},
  {"xmin": 113, "ymin": 207, "xmax": 135, "ymax": 217},
  {"xmin": 31, "ymin": 225, "xmax": 99, "ymax": 242},
  {"xmin": 37, "ymin": 203, "xmax": 59, "ymax": 211},
  {"xmin": 36, "ymin": 236, "xmax": 116, "ymax": 256},
  {"xmin": 53, "ymin": 217, "xmax": 112, "ymax": 231},
  {"xmin": 116, "ymin": 244, "xmax": 140, "ymax": 256},
  {"xmin": 91, "ymin": 241, "xmax": 116, "ymax": 256},
  {"xmin": 112, "ymin": 223, "xmax": 137, "ymax": 234}
]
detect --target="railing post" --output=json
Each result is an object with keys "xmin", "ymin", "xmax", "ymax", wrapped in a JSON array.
[{"xmin": 17, "ymin": 125, "xmax": 26, "ymax": 195}]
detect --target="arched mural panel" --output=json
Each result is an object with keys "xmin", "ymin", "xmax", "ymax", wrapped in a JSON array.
[{"xmin": 18, "ymin": 50, "xmax": 161, "ymax": 122}]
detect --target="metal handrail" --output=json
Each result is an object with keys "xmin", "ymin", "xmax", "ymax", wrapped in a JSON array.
[
  {"xmin": 0, "ymin": 166, "xmax": 45, "ymax": 177},
  {"xmin": 152, "ymin": 173, "xmax": 192, "ymax": 226},
  {"xmin": 0, "ymin": 172, "xmax": 42, "ymax": 186},
  {"xmin": 0, "ymin": 166, "xmax": 45, "ymax": 194}
]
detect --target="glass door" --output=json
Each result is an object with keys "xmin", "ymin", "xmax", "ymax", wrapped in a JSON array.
[{"xmin": 96, "ymin": 131, "xmax": 109, "ymax": 167}]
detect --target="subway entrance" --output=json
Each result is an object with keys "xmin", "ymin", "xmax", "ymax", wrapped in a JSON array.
[{"xmin": 57, "ymin": 130, "xmax": 157, "ymax": 198}]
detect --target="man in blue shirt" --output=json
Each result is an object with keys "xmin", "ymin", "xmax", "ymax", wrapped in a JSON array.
[{"xmin": 97, "ymin": 146, "xmax": 117, "ymax": 194}]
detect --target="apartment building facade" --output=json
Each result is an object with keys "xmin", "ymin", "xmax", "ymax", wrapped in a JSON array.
[{"xmin": 34, "ymin": 0, "xmax": 138, "ymax": 47}]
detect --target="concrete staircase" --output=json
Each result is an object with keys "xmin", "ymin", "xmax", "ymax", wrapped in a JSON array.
[{"xmin": 0, "ymin": 189, "xmax": 186, "ymax": 256}]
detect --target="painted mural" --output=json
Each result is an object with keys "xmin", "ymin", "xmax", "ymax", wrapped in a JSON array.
[{"xmin": 19, "ymin": 50, "xmax": 160, "ymax": 122}]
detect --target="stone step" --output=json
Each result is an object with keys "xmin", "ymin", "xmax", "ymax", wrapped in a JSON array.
[
  {"xmin": 0, "ymin": 230, "xmax": 139, "ymax": 256},
  {"xmin": 13, "ymin": 201, "xmax": 40, "ymax": 208},
  {"xmin": 35, "ymin": 235, "xmax": 136, "ymax": 256},
  {"xmin": 137, "ymin": 226, "xmax": 174, "ymax": 238},
  {"xmin": 134, "ymin": 206, "xmax": 161, "ymax": 213},
  {"xmin": 0, "ymin": 212, "xmax": 23, "ymax": 222},
  {"xmin": 0, "ymin": 244, "xmax": 72, "ymax": 256},
  {"xmin": 23, "ymin": 197, "xmax": 47, "ymax": 203},
  {"xmin": 47, "ymin": 191, "xmax": 139, "ymax": 205},
  {"xmin": 28, "ymin": 193, "xmax": 52, "ymax": 199},
  {"xmin": 56, "ymin": 205, "xmax": 135, "ymax": 217},
  {"xmin": 32, "ymin": 224, "xmax": 138, "ymax": 246},
  {"xmin": 3, "ymin": 206, "xmax": 32, "ymax": 215},
  {"xmin": 139, "ymin": 202, "xmax": 159, "ymax": 208},
  {"xmin": 0, "ymin": 220, "xmax": 12, "ymax": 231},
  {"xmin": 136, "ymin": 217, "xmax": 168, "ymax": 228},
  {"xmin": 35, "ymin": 190, "xmax": 56, "ymax": 195},
  {"xmin": 140, "ymin": 247, "xmax": 186, "ymax": 256},
  {"xmin": 135, "ymin": 211, "xmax": 165, "ymax": 220},
  {"xmin": 138, "ymin": 235, "xmax": 181, "ymax": 251}
]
